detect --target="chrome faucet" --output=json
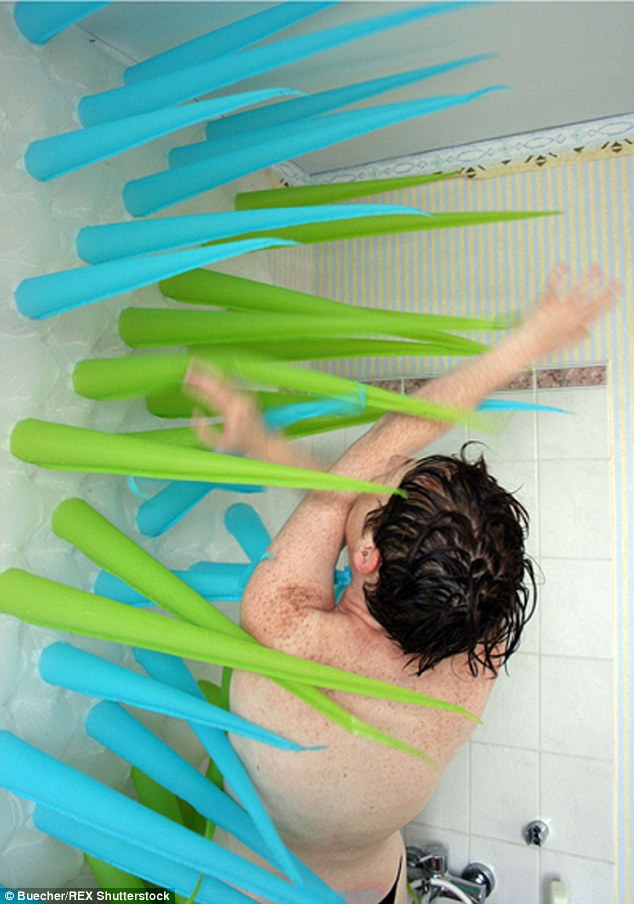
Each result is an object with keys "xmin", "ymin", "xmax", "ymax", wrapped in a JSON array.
[{"xmin": 406, "ymin": 844, "xmax": 495, "ymax": 903}]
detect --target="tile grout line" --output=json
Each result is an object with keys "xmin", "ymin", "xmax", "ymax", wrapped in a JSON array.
[{"xmin": 533, "ymin": 368, "xmax": 547, "ymax": 887}]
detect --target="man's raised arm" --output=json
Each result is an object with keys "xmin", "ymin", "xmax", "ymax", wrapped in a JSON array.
[
  {"xmin": 182, "ymin": 265, "xmax": 620, "ymax": 613},
  {"xmin": 330, "ymin": 264, "xmax": 620, "ymax": 482},
  {"xmin": 186, "ymin": 265, "xmax": 619, "ymax": 483}
]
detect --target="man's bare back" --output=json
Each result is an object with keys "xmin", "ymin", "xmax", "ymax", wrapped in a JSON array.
[
  {"xmin": 186, "ymin": 265, "xmax": 620, "ymax": 904},
  {"xmin": 223, "ymin": 601, "xmax": 494, "ymax": 903}
]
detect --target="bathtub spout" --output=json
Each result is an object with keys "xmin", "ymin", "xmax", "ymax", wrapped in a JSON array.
[{"xmin": 406, "ymin": 845, "xmax": 495, "ymax": 904}]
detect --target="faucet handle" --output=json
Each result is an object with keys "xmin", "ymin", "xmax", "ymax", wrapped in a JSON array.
[
  {"xmin": 406, "ymin": 843, "xmax": 448, "ymax": 878},
  {"xmin": 461, "ymin": 862, "xmax": 496, "ymax": 898}
]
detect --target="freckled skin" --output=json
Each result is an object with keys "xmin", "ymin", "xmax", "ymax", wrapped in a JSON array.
[{"xmin": 219, "ymin": 572, "xmax": 495, "ymax": 904}]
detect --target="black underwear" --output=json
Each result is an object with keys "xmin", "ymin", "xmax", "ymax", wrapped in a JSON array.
[{"xmin": 376, "ymin": 859, "xmax": 402, "ymax": 904}]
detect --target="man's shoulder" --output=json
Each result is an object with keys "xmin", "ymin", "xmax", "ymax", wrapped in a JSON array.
[
  {"xmin": 241, "ymin": 582, "xmax": 336, "ymax": 652},
  {"xmin": 242, "ymin": 589, "xmax": 396, "ymax": 675}
]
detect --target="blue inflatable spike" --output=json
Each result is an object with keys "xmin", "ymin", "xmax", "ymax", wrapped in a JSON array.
[
  {"xmin": 94, "ymin": 570, "xmax": 156, "ymax": 606},
  {"xmin": 126, "ymin": 476, "xmax": 167, "ymax": 500},
  {"xmin": 183, "ymin": 562, "xmax": 257, "ymax": 600},
  {"xmin": 168, "ymin": 54, "xmax": 493, "ymax": 167},
  {"xmin": 14, "ymin": 237, "xmax": 297, "ymax": 319},
  {"xmin": 128, "ymin": 395, "xmax": 367, "ymax": 541},
  {"xmin": 132, "ymin": 650, "xmax": 303, "ymax": 891},
  {"xmin": 135, "ymin": 479, "xmax": 262, "ymax": 538},
  {"xmin": 335, "ymin": 567, "xmax": 352, "ymax": 603},
  {"xmin": 124, "ymin": 2, "xmax": 336, "ymax": 85},
  {"xmin": 0, "ymin": 733, "xmax": 323, "ymax": 904},
  {"xmin": 224, "ymin": 504, "xmax": 272, "ymax": 564},
  {"xmin": 86, "ymin": 703, "xmax": 265, "ymax": 853},
  {"xmin": 262, "ymin": 393, "xmax": 366, "ymax": 432},
  {"xmin": 124, "ymin": 89, "xmax": 503, "ymax": 216},
  {"xmin": 38, "ymin": 642, "xmax": 306, "ymax": 751},
  {"xmin": 35, "ymin": 807, "xmax": 253, "ymax": 904},
  {"xmin": 94, "ymin": 565, "xmax": 251, "ymax": 605},
  {"xmin": 478, "ymin": 399, "xmax": 571, "ymax": 413},
  {"xmin": 25, "ymin": 89, "xmax": 302, "ymax": 182},
  {"xmin": 13, "ymin": 2, "xmax": 110, "ymax": 44},
  {"xmin": 79, "ymin": 3, "xmax": 476, "ymax": 126},
  {"xmin": 77, "ymin": 203, "xmax": 428, "ymax": 264},
  {"xmin": 129, "ymin": 394, "xmax": 368, "ymax": 539},
  {"xmin": 85, "ymin": 702, "xmax": 335, "ymax": 896}
]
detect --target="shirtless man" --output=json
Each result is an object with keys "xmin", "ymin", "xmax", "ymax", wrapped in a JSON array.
[{"xmin": 185, "ymin": 265, "xmax": 619, "ymax": 904}]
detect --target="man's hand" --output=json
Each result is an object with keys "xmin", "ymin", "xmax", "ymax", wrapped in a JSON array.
[
  {"xmin": 336, "ymin": 262, "xmax": 623, "ymax": 477},
  {"xmin": 184, "ymin": 362, "xmax": 268, "ymax": 456},
  {"xmin": 513, "ymin": 263, "xmax": 622, "ymax": 362},
  {"xmin": 183, "ymin": 362, "xmax": 322, "ymax": 472}
]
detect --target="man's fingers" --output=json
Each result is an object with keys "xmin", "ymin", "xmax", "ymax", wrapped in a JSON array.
[
  {"xmin": 184, "ymin": 363, "xmax": 236, "ymax": 413},
  {"xmin": 575, "ymin": 266, "xmax": 615, "ymax": 298},
  {"xmin": 192, "ymin": 409, "xmax": 223, "ymax": 449},
  {"xmin": 585, "ymin": 277, "xmax": 622, "ymax": 317},
  {"xmin": 546, "ymin": 262, "xmax": 570, "ymax": 298},
  {"xmin": 562, "ymin": 265, "xmax": 621, "ymax": 312},
  {"xmin": 185, "ymin": 365, "xmax": 225, "ymax": 396}
]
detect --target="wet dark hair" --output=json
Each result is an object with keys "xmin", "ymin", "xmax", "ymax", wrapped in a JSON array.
[{"xmin": 363, "ymin": 446, "xmax": 536, "ymax": 676}]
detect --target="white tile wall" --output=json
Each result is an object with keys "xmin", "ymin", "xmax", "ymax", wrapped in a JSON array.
[
  {"xmin": 473, "ymin": 655, "xmax": 539, "ymax": 750},
  {"xmin": 468, "ymin": 836, "xmax": 541, "ymax": 904},
  {"xmin": 538, "ymin": 458, "xmax": 612, "ymax": 560},
  {"xmin": 540, "ymin": 753, "xmax": 614, "ymax": 862},
  {"xmin": 414, "ymin": 744, "xmax": 471, "ymax": 835},
  {"xmin": 470, "ymin": 744, "xmax": 539, "ymax": 843},
  {"xmin": 540, "ymin": 656, "xmax": 613, "ymax": 760},
  {"xmin": 540, "ymin": 848, "xmax": 615, "ymax": 904},
  {"xmin": 539, "ymin": 557, "xmax": 613, "ymax": 659},
  {"xmin": 404, "ymin": 380, "xmax": 614, "ymax": 904},
  {"xmin": 536, "ymin": 388, "xmax": 610, "ymax": 460}
]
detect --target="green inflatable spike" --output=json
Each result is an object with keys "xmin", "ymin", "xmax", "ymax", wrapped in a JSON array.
[
  {"xmin": 71, "ymin": 350, "xmax": 478, "ymax": 428},
  {"xmin": 132, "ymin": 767, "xmax": 185, "ymax": 826},
  {"xmin": 203, "ymin": 209, "xmax": 558, "ymax": 247},
  {"xmin": 194, "ymin": 337, "xmax": 468, "ymax": 361},
  {"xmin": 158, "ymin": 269, "xmax": 509, "ymax": 334},
  {"xmin": 146, "ymin": 390, "xmax": 207, "ymax": 419},
  {"xmin": 74, "ymin": 352, "xmax": 189, "ymax": 400},
  {"xmin": 118, "ymin": 307, "xmax": 490, "ymax": 354},
  {"xmin": 146, "ymin": 388, "xmax": 308, "ymax": 420},
  {"xmin": 52, "ymin": 498, "xmax": 238, "ymax": 634},
  {"xmin": 159, "ymin": 268, "xmax": 335, "ymax": 313},
  {"xmin": 137, "ymin": 407, "xmax": 380, "ymax": 438},
  {"xmin": 10, "ymin": 418, "xmax": 404, "ymax": 495},
  {"xmin": 0, "ymin": 568, "xmax": 477, "ymax": 718},
  {"xmin": 234, "ymin": 172, "xmax": 461, "ymax": 209},
  {"xmin": 48, "ymin": 500, "xmax": 443, "ymax": 761}
]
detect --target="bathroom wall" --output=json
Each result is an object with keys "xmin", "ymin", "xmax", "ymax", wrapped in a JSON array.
[
  {"xmin": 272, "ymin": 139, "xmax": 634, "ymax": 903},
  {"xmin": 1, "ymin": 4, "xmax": 631, "ymax": 901}
]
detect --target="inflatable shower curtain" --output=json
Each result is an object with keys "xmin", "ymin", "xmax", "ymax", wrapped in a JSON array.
[{"xmin": 1, "ymin": 2, "xmax": 556, "ymax": 898}]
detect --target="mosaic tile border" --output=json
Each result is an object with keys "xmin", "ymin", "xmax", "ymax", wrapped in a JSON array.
[
  {"xmin": 270, "ymin": 159, "xmax": 313, "ymax": 188},
  {"xmin": 362, "ymin": 365, "xmax": 607, "ymax": 393},
  {"xmin": 535, "ymin": 365, "xmax": 607, "ymax": 389},
  {"xmin": 273, "ymin": 114, "xmax": 634, "ymax": 186}
]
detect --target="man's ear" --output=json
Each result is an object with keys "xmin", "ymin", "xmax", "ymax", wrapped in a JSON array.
[
  {"xmin": 352, "ymin": 542, "xmax": 381, "ymax": 575},
  {"xmin": 386, "ymin": 453, "xmax": 412, "ymax": 473}
]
